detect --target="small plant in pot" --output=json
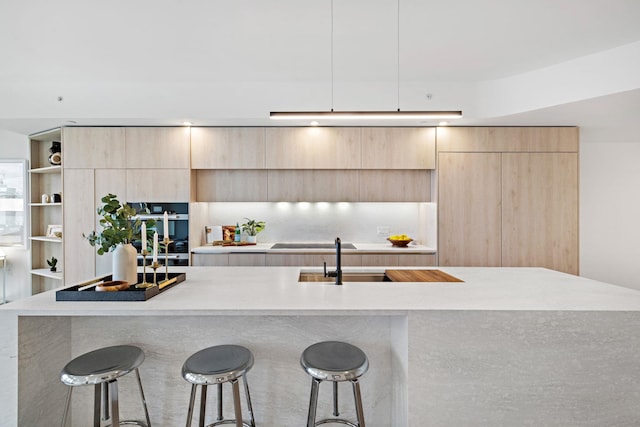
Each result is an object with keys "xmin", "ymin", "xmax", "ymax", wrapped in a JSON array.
[
  {"xmin": 241, "ymin": 218, "xmax": 265, "ymax": 243},
  {"xmin": 84, "ymin": 194, "xmax": 155, "ymax": 285},
  {"xmin": 47, "ymin": 256, "xmax": 58, "ymax": 272}
]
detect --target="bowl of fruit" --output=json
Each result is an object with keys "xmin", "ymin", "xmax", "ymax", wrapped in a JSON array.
[{"xmin": 387, "ymin": 234, "xmax": 413, "ymax": 247}]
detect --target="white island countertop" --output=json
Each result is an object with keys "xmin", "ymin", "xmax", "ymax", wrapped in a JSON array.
[
  {"xmin": 5, "ymin": 267, "xmax": 640, "ymax": 427},
  {"xmin": 5, "ymin": 266, "xmax": 640, "ymax": 316}
]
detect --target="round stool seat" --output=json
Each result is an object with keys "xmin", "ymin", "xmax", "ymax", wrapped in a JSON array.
[
  {"xmin": 301, "ymin": 341, "xmax": 369, "ymax": 381},
  {"xmin": 60, "ymin": 344, "xmax": 145, "ymax": 386},
  {"xmin": 182, "ymin": 344, "xmax": 254, "ymax": 385}
]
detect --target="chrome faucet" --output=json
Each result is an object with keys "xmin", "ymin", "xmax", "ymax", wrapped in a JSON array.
[{"xmin": 323, "ymin": 237, "xmax": 343, "ymax": 285}]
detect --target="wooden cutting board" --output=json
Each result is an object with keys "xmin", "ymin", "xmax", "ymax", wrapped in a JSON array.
[{"xmin": 384, "ymin": 269, "xmax": 464, "ymax": 282}]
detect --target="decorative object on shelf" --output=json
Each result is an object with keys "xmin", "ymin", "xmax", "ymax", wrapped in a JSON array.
[
  {"xmin": 46, "ymin": 224, "xmax": 62, "ymax": 238},
  {"xmin": 47, "ymin": 256, "xmax": 58, "ymax": 272},
  {"xmin": 41, "ymin": 194, "xmax": 49, "ymax": 204},
  {"xmin": 51, "ymin": 193, "xmax": 62, "ymax": 203},
  {"xmin": 222, "ymin": 225, "xmax": 236, "ymax": 242},
  {"xmin": 387, "ymin": 234, "xmax": 413, "ymax": 247},
  {"xmin": 241, "ymin": 218, "xmax": 265, "ymax": 244},
  {"xmin": 84, "ymin": 194, "xmax": 156, "ymax": 285},
  {"xmin": 48, "ymin": 141, "xmax": 61, "ymax": 166}
]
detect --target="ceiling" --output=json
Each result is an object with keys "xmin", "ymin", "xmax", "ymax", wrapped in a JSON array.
[{"xmin": 1, "ymin": 0, "xmax": 639, "ymax": 137}]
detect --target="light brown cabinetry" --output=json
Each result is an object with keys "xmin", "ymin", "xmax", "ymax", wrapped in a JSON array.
[
  {"xmin": 29, "ymin": 129, "xmax": 64, "ymax": 294},
  {"xmin": 195, "ymin": 170, "xmax": 268, "ymax": 202},
  {"xmin": 63, "ymin": 127, "xmax": 126, "ymax": 169},
  {"xmin": 267, "ymin": 170, "xmax": 360, "ymax": 202},
  {"xmin": 359, "ymin": 170, "xmax": 431, "ymax": 202},
  {"xmin": 361, "ymin": 127, "xmax": 436, "ymax": 169},
  {"xmin": 265, "ymin": 127, "xmax": 362, "ymax": 169},
  {"xmin": 191, "ymin": 127, "xmax": 266, "ymax": 169},
  {"xmin": 125, "ymin": 169, "xmax": 190, "ymax": 202},
  {"xmin": 438, "ymin": 153, "xmax": 502, "ymax": 267},
  {"xmin": 437, "ymin": 127, "xmax": 579, "ymax": 274},
  {"xmin": 125, "ymin": 127, "xmax": 191, "ymax": 169}
]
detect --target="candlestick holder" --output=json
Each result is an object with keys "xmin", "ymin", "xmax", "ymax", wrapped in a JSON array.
[
  {"xmin": 135, "ymin": 249, "xmax": 154, "ymax": 289},
  {"xmin": 150, "ymin": 261, "xmax": 162, "ymax": 286},
  {"xmin": 163, "ymin": 237, "xmax": 172, "ymax": 282}
]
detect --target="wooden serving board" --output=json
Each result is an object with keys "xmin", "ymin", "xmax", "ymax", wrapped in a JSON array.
[
  {"xmin": 221, "ymin": 241, "xmax": 257, "ymax": 246},
  {"xmin": 384, "ymin": 269, "xmax": 464, "ymax": 283}
]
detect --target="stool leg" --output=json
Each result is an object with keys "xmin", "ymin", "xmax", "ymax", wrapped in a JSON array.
[
  {"xmin": 199, "ymin": 385, "xmax": 207, "ymax": 427},
  {"xmin": 243, "ymin": 375, "xmax": 256, "ymax": 427},
  {"xmin": 185, "ymin": 384, "xmax": 197, "ymax": 427},
  {"xmin": 333, "ymin": 381, "xmax": 340, "ymax": 416},
  {"xmin": 231, "ymin": 379, "xmax": 243, "ymax": 427},
  {"xmin": 135, "ymin": 368, "xmax": 152, "ymax": 427},
  {"xmin": 94, "ymin": 384, "xmax": 102, "ymax": 427},
  {"xmin": 109, "ymin": 379, "xmax": 120, "ymax": 427},
  {"xmin": 217, "ymin": 383, "xmax": 223, "ymax": 421},
  {"xmin": 60, "ymin": 387, "xmax": 72, "ymax": 427},
  {"xmin": 306, "ymin": 378, "xmax": 321, "ymax": 427},
  {"xmin": 351, "ymin": 379, "xmax": 365, "ymax": 427}
]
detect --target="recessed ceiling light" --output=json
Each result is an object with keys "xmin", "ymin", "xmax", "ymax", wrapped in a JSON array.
[
  {"xmin": 183, "ymin": 121, "xmax": 193, "ymax": 126},
  {"xmin": 438, "ymin": 121, "xmax": 449, "ymax": 126},
  {"xmin": 310, "ymin": 121, "xmax": 319, "ymax": 126}
]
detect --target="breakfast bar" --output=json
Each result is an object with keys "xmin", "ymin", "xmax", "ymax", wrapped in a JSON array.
[{"xmin": 2, "ymin": 266, "xmax": 640, "ymax": 426}]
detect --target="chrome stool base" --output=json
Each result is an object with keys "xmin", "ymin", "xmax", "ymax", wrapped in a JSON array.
[
  {"xmin": 60, "ymin": 345, "xmax": 151, "ymax": 427},
  {"xmin": 182, "ymin": 345, "xmax": 256, "ymax": 427},
  {"xmin": 301, "ymin": 341, "xmax": 369, "ymax": 427}
]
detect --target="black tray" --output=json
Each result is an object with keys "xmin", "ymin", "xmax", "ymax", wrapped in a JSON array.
[{"xmin": 56, "ymin": 272, "xmax": 186, "ymax": 302}]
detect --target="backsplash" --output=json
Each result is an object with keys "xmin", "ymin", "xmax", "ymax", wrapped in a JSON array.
[{"xmin": 199, "ymin": 202, "xmax": 436, "ymax": 246}]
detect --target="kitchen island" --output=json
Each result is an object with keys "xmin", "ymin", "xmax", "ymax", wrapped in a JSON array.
[{"xmin": 2, "ymin": 266, "xmax": 640, "ymax": 426}]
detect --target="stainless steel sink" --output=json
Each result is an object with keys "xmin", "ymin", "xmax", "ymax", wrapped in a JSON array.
[
  {"xmin": 299, "ymin": 272, "xmax": 389, "ymax": 283},
  {"xmin": 272, "ymin": 242, "xmax": 357, "ymax": 250}
]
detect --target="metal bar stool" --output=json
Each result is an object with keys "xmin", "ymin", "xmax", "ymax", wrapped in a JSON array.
[
  {"xmin": 300, "ymin": 341, "xmax": 369, "ymax": 427},
  {"xmin": 181, "ymin": 344, "xmax": 256, "ymax": 427},
  {"xmin": 60, "ymin": 344, "xmax": 152, "ymax": 427}
]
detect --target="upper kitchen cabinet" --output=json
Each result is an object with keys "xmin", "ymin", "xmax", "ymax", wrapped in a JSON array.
[
  {"xmin": 436, "ymin": 127, "xmax": 578, "ymax": 152},
  {"xmin": 361, "ymin": 128, "xmax": 436, "ymax": 169},
  {"xmin": 63, "ymin": 127, "xmax": 126, "ymax": 168},
  {"xmin": 125, "ymin": 127, "xmax": 190, "ymax": 169},
  {"xmin": 126, "ymin": 169, "xmax": 190, "ymax": 202},
  {"xmin": 191, "ymin": 127, "xmax": 266, "ymax": 169},
  {"xmin": 265, "ymin": 127, "xmax": 361, "ymax": 169}
]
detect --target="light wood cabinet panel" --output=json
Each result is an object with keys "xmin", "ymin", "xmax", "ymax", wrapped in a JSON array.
[
  {"xmin": 397, "ymin": 254, "xmax": 437, "ymax": 266},
  {"xmin": 229, "ymin": 253, "xmax": 267, "ymax": 266},
  {"xmin": 265, "ymin": 254, "xmax": 307, "ymax": 266},
  {"xmin": 195, "ymin": 170, "xmax": 268, "ymax": 202},
  {"xmin": 361, "ymin": 254, "xmax": 399, "ymax": 266},
  {"xmin": 267, "ymin": 170, "xmax": 359, "ymax": 202},
  {"xmin": 125, "ymin": 127, "xmax": 191, "ymax": 169},
  {"xmin": 192, "ymin": 254, "xmax": 229, "ymax": 266},
  {"xmin": 359, "ymin": 170, "xmax": 431, "ymax": 202},
  {"xmin": 63, "ymin": 169, "xmax": 95, "ymax": 284},
  {"xmin": 362, "ymin": 127, "xmax": 436, "ymax": 169},
  {"xmin": 437, "ymin": 127, "xmax": 579, "ymax": 153},
  {"xmin": 126, "ymin": 169, "xmax": 190, "ymax": 202},
  {"xmin": 265, "ymin": 127, "xmax": 361, "ymax": 169},
  {"xmin": 63, "ymin": 127, "xmax": 126, "ymax": 169},
  {"xmin": 501, "ymin": 153, "xmax": 578, "ymax": 274},
  {"xmin": 310, "ymin": 254, "xmax": 362, "ymax": 267},
  {"xmin": 438, "ymin": 152, "xmax": 502, "ymax": 267},
  {"xmin": 191, "ymin": 127, "xmax": 266, "ymax": 169}
]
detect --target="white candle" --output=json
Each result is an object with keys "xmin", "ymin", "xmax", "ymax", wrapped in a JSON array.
[
  {"xmin": 141, "ymin": 222, "xmax": 146, "ymax": 251},
  {"xmin": 164, "ymin": 211, "xmax": 169, "ymax": 240},
  {"xmin": 153, "ymin": 232, "xmax": 158, "ymax": 264}
]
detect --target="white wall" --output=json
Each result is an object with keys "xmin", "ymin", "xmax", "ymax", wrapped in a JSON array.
[
  {"xmin": 580, "ymin": 134, "xmax": 640, "ymax": 290},
  {"xmin": 0, "ymin": 130, "xmax": 31, "ymax": 302}
]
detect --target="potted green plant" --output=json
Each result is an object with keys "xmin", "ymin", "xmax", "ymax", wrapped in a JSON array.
[
  {"xmin": 84, "ymin": 194, "xmax": 155, "ymax": 284},
  {"xmin": 47, "ymin": 256, "xmax": 58, "ymax": 272},
  {"xmin": 241, "ymin": 218, "xmax": 265, "ymax": 243}
]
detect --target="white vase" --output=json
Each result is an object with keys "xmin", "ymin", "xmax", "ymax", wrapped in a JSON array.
[
  {"xmin": 112, "ymin": 243, "xmax": 138, "ymax": 285},
  {"xmin": 247, "ymin": 235, "xmax": 257, "ymax": 244}
]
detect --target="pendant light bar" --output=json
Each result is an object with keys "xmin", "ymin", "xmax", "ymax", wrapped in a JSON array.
[{"xmin": 270, "ymin": 110, "xmax": 463, "ymax": 120}]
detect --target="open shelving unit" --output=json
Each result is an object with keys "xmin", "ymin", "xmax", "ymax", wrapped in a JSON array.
[{"xmin": 29, "ymin": 128, "xmax": 63, "ymax": 294}]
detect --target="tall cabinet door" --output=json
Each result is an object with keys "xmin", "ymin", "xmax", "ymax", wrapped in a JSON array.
[
  {"xmin": 502, "ymin": 153, "xmax": 578, "ymax": 274},
  {"xmin": 438, "ymin": 152, "xmax": 502, "ymax": 267},
  {"xmin": 63, "ymin": 169, "xmax": 96, "ymax": 284}
]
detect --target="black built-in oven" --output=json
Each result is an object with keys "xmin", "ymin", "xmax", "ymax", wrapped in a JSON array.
[{"xmin": 129, "ymin": 202, "xmax": 189, "ymax": 266}]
